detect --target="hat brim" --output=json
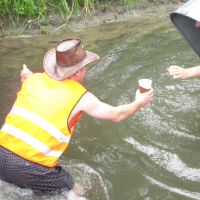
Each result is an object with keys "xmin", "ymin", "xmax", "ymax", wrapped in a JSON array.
[{"xmin": 43, "ymin": 48, "xmax": 100, "ymax": 80}]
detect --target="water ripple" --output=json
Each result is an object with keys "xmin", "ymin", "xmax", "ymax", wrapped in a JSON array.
[
  {"xmin": 145, "ymin": 176, "xmax": 200, "ymax": 200},
  {"xmin": 124, "ymin": 137, "xmax": 200, "ymax": 182}
]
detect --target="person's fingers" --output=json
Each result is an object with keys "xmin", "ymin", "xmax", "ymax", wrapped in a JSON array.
[
  {"xmin": 168, "ymin": 66, "xmax": 181, "ymax": 73},
  {"xmin": 23, "ymin": 64, "xmax": 27, "ymax": 69},
  {"xmin": 149, "ymin": 93, "xmax": 154, "ymax": 99},
  {"xmin": 174, "ymin": 71, "xmax": 181, "ymax": 75},
  {"xmin": 169, "ymin": 69, "xmax": 178, "ymax": 73},
  {"xmin": 168, "ymin": 66, "xmax": 178, "ymax": 70},
  {"xmin": 147, "ymin": 88, "xmax": 153, "ymax": 94},
  {"xmin": 136, "ymin": 89, "xmax": 140, "ymax": 95},
  {"xmin": 173, "ymin": 74, "xmax": 181, "ymax": 79},
  {"xmin": 169, "ymin": 69, "xmax": 183, "ymax": 76},
  {"xmin": 170, "ymin": 69, "xmax": 176, "ymax": 73}
]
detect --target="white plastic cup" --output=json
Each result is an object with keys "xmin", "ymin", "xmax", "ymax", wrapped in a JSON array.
[{"xmin": 138, "ymin": 79, "xmax": 152, "ymax": 93}]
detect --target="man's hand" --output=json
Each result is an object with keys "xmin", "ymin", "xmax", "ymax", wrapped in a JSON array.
[
  {"xmin": 167, "ymin": 65, "xmax": 188, "ymax": 79},
  {"xmin": 21, "ymin": 64, "xmax": 33, "ymax": 83},
  {"xmin": 135, "ymin": 88, "xmax": 154, "ymax": 109}
]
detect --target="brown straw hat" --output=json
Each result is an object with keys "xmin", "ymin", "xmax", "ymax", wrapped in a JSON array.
[{"xmin": 43, "ymin": 38, "xmax": 100, "ymax": 80}]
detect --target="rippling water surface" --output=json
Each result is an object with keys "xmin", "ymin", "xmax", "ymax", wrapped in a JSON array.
[{"xmin": 0, "ymin": 11, "xmax": 200, "ymax": 200}]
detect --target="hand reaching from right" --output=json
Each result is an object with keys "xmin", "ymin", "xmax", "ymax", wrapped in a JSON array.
[{"xmin": 167, "ymin": 65, "xmax": 188, "ymax": 79}]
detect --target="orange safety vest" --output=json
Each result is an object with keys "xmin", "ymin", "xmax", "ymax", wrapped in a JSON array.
[{"xmin": 0, "ymin": 73, "xmax": 87, "ymax": 167}]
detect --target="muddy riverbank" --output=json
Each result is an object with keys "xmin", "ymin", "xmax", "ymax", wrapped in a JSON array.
[{"xmin": 0, "ymin": 0, "xmax": 188, "ymax": 38}]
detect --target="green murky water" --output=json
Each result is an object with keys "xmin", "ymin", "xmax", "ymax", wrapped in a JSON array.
[{"xmin": 0, "ymin": 12, "xmax": 200, "ymax": 200}]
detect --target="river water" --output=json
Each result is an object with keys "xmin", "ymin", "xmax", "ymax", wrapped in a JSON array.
[{"xmin": 0, "ymin": 10, "xmax": 200, "ymax": 200}]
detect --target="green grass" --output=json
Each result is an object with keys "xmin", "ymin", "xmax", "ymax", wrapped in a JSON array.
[{"xmin": 0, "ymin": 0, "xmax": 157, "ymax": 37}]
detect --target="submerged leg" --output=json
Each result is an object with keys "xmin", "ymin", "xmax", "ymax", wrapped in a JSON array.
[{"xmin": 73, "ymin": 183, "xmax": 84, "ymax": 197}]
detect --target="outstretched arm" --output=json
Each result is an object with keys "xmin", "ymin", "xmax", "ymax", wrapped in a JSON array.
[
  {"xmin": 167, "ymin": 65, "xmax": 200, "ymax": 79},
  {"xmin": 71, "ymin": 89, "xmax": 154, "ymax": 122},
  {"xmin": 20, "ymin": 64, "xmax": 33, "ymax": 83}
]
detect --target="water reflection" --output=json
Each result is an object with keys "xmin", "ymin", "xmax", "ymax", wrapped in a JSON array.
[{"xmin": 0, "ymin": 12, "xmax": 200, "ymax": 200}]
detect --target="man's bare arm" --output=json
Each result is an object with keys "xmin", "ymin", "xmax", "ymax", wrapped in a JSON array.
[
  {"xmin": 72, "ymin": 89, "xmax": 154, "ymax": 122},
  {"xmin": 21, "ymin": 64, "xmax": 33, "ymax": 83}
]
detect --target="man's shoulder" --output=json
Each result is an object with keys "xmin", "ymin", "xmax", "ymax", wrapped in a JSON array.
[{"xmin": 78, "ymin": 92, "xmax": 99, "ymax": 105}]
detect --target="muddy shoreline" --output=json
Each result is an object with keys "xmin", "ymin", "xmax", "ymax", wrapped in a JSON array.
[{"xmin": 0, "ymin": 0, "xmax": 188, "ymax": 37}]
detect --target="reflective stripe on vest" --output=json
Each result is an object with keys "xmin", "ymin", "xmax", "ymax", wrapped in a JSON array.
[
  {"xmin": 1, "ymin": 123, "xmax": 62, "ymax": 158},
  {"xmin": 10, "ymin": 106, "xmax": 70, "ymax": 143}
]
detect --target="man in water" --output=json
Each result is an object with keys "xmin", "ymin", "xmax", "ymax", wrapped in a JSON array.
[{"xmin": 0, "ymin": 38, "xmax": 154, "ymax": 196}]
